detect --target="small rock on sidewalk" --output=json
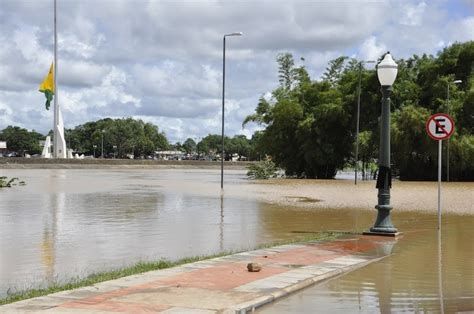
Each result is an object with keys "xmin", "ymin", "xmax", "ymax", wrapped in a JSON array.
[{"xmin": 247, "ymin": 262, "xmax": 262, "ymax": 272}]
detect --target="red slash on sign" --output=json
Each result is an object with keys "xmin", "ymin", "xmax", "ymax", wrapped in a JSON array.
[{"xmin": 426, "ymin": 113, "xmax": 454, "ymax": 141}]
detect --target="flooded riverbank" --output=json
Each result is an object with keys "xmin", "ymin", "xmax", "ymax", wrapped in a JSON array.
[
  {"xmin": 1, "ymin": 168, "xmax": 472, "ymax": 311},
  {"xmin": 259, "ymin": 213, "xmax": 474, "ymax": 313}
]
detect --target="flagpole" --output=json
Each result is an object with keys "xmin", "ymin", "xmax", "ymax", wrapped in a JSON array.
[{"xmin": 53, "ymin": 0, "xmax": 58, "ymax": 158}]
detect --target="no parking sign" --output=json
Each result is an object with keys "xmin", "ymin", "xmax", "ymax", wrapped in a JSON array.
[
  {"xmin": 426, "ymin": 113, "xmax": 454, "ymax": 141},
  {"xmin": 426, "ymin": 113, "xmax": 455, "ymax": 231}
]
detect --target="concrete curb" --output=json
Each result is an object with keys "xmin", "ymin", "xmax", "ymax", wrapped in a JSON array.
[{"xmin": 228, "ymin": 255, "xmax": 385, "ymax": 313}]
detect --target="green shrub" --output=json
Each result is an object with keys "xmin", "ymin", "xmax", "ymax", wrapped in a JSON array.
[
  {"xmin": 247, "ymin": 160, "xmax": 279, "ymax": 179},
  {"xmin": 0, "ymin": 177, "xmax": 25, "ymax": 188}
]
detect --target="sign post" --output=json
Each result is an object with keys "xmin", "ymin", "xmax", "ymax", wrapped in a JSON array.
[{"xmin": 426, "ymin": 113, "xmax": 455, "ymax": 230}]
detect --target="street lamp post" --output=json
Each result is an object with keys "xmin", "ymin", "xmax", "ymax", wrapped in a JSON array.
[
  {"xmin": 355, "ymin": 60, "xmax": 375, "ymax": 185},
  {"xmin": 101, "ymin": 129, "xmax": 105, "ymax": 159},
  {"xmin": 446, "ymin": 79, "xmax": 462, "ymax": 182},
  {"xmin": 221, "ymin": 32, "xmax": 242, "ymax": 190},
  {"xmin": 366, "ymin": 52, "xmax": 398, "ymax": 236}
]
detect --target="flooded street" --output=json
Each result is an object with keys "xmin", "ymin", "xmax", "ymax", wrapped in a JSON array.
[
  {"xmin": 0, "ymin": 168, "xmax": 473, "ymax": 312},
  {"xmin": 259, "ymin": 213, "xmax": 474, "ymax": 313}
]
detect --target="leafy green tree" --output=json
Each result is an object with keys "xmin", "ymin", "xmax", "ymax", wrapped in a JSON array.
[
  {"xmin": 229, "ymin": 135, "xmax": 251, "ymax": 160},
  {"xmin": 357, "ymin": 130, "xmax": 377, "ymax": 179},
  {"xmin": 197, "ymin": 134, "xmax": 225, "ymax": 155},
  {"xmin": 450, "ymin": 134, "xmax": 474, "ymax": 180},
  {"xmin": 391, "ymin": 105, "xmax": 434, "ymax": 180},
  {"xmin": 182, "ymin": 138, "xmax": 197, "ymax": 154},
  {"xmin": 277, "ymin": 53, "xmax": 297, "ymax": 91},
  {"xmin": 0, "ymin": 126, "xmax": 43, "ymax": 155},
  {"xmin": 66, "ymin": 118, "xmax": 169, "ymax": 157},
  {"xmin": 245, "ymin": 41, "xmax": 474, "ymax": 180},
  {"xmin": 322, "ymin": 56, "xmax": 348, "ymax": 87},
  {"xmin": 244, "ymin": 54, "xmax": 353, "ymax": 178},
  {"xmin": 248, "ymin": 131, "xmax": 266, "ymax": 161}
]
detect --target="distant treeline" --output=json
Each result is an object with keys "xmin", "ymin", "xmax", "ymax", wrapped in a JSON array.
[
  {"xmin": 0, "ymin": 118, "xmax": 263, "ymax": 160},
  {"xmin": 244, "ymin": 41, "xmax": 474, "ymax": 181}
]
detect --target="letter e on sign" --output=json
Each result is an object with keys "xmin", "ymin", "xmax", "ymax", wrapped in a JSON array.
[{"xmin": 426, "ymin": 113, "xmax": 455, "ymax": 140}]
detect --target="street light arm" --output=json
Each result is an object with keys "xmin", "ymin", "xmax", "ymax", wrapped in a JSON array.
[{"xmin": 224, "ymin": 32, "xmax": 243, "ymax": 37}]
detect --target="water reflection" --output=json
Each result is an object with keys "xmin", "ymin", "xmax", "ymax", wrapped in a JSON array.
[
  {"xmin": 40, "ymin": 193, "xmax": 60, "ymax": 285},
  {"xmin": 438, "ymin": 229, "xmax": 444, "ymax": 314},
  {"xmin": 220, "ymin": 194, "xmax": 224, "ymax": 251}
]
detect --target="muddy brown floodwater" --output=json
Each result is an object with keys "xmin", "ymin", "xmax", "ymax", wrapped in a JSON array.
[{"xmin": 0, "ymin": 168, "xmax": 473, "ymax": 312}]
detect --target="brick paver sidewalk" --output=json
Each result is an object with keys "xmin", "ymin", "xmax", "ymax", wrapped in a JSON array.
[{"xmin": 1, "ymin": 235, "xmax": 397, "ymax": 313}]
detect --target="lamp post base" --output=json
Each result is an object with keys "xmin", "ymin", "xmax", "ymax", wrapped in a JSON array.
[
  {"xmin": 363, "ymin": 230, "xmax": 402, "ymax": 237},
  {"xmin": 369, "ymin": 203, "xmax": 398, "ymax": 235}
]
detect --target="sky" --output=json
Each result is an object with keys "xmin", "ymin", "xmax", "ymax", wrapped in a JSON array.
[{"xmin": 0, "ymin": 0, "xmax": 473, "ymax": 143}]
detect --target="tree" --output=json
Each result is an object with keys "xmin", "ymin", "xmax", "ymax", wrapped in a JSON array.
[
  {"xmin": 391, "ymin": 105, "xmax": 434, "ymax": 180},
  {"xmin": 0, "ymin": 126, "xmax": 43, "ymax": 155},
  {"xmin": 197, "ymin": 134, "xmax": 225, "ymax": 155},
  {"xmin": 245, "ymin": 41, "xmax": 474, "ymax": 180},
  {"xmin": 248, "ymin": 131, "xmax": 266, "ymax": 161},
  {"xmin": 65, "ymin": 118, "xmax": 169, "ymax": 157},
  {"xmin": 229, "ymin": 135, "xmax": 250, "ymax": 160},
  {"xmin": 182, "ymin": 138, "xmax": 197, "ymax": 154},
  {"xmin": 277, "ymin": 53, "xmax": 297, "ymax": 91},
  {"xmin": 244, "ymin": 54, "xmax": 353, "ymax": 178},
  {"xmin": 322, "ymin": 56, "xmax": 348, "ymax": 87}
]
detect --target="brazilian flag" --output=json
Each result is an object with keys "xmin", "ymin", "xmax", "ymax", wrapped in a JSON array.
[{"xmin": 39, "ymin": 63, "xmax": 54, "ymax": 110}]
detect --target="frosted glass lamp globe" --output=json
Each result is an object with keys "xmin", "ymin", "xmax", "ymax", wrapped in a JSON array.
[{"xmin": 377, "ymin": 52, "xmax": 398, "ymax": 86}]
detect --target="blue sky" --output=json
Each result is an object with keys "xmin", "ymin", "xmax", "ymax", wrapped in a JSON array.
[{"xmin": 0, "ymin": 0, "xmax": 472, "ymax": 143}]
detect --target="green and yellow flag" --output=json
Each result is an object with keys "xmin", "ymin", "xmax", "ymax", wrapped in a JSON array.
[{"xmin": 39, "ymin": 63, "xmax": 54, "ymax": 110}]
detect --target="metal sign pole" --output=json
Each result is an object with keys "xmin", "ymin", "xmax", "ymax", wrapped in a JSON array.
[{"xmin": 437, "ymin": 139, "xmax": 442, "ymax": 231}]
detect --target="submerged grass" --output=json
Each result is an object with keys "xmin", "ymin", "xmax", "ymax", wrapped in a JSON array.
[{"xmin": 0, "ymin": 231, "xmax": 341, "ymax": 305}]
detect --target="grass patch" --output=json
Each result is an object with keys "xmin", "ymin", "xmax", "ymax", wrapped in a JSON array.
[
  {"xmin": 0, "ymin": 231, "xmax": 341, "ymax": 305},
  {"xmin": 0, "ymin": 177, "xmax": 25, "ymax": 188}
]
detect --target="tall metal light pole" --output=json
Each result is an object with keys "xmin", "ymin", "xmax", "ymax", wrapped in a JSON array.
[
  {"xmin": 221, "ymin": 32, "xmax": 242, "ymax": 189},
  {"xmin": 355, "ymin": 60, "xmax": 375, "ymax": 185},
  {"xmin": 366, "ymin": 52, "xmax": 398, "ymax": 236},
  {"xmin": 53, "ymin": 0, "xmax": 59, "ymax": 158},
  {"xmin": 101, "ymin": 129, "xmax": 105, "ymax": 159},
  {"xmin": 446, "ymin": 79, "xmax": 462, "ymax": 182}
]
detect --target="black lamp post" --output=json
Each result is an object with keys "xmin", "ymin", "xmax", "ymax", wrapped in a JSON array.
[
  {"xmin": 366, "ymin": 52, "xmax": 398, "ymax": 236},
  {"xmin": 221, "ymin": 32, "xmax": 242, "ymax": 190}
]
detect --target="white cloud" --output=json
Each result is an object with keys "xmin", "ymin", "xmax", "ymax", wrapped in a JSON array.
[
  {"xmin": 400, "ymin": 1, "xmax": 427, "ymax": 26},
  {"xmin": 0, "ymin": 101, "xmax": 14, "ymax": 126},
  {"xmin": 358, "ymin": 36, "xmax": 387, "ymax": 61},
  {"xmin": 59, "ymin": 32, "xmax": 105, "ymax": 59},
  {"xmin": 453, "ymin": 16, "xmax": 474, "ymax": 42}
]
